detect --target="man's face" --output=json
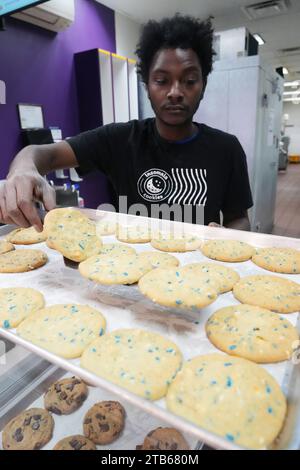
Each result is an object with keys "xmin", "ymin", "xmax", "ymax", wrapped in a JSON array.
[{"xmin": 147, "ymin": 48, "xmax": 204, "ymax": 127}]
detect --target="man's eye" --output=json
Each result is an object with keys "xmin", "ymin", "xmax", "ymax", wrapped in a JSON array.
[
  {"xmin": 155, "ymin": 78, "xmax": 167, "ymax": 85},
  {"xmin": 185, "ymin": 78, "xmax": 197, "ymax": 85}
]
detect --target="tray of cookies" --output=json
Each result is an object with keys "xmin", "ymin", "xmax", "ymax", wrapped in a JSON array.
[{"xmin": 0, "ymin": 208, "xmax": 299, "ymax": 450}]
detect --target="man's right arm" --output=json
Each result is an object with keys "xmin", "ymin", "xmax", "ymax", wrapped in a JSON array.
[{"xmin": 0, "ymin": 141, "xmax": 78, "ymax": 231}]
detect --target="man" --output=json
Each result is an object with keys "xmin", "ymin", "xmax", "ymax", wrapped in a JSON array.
[{"xmin": 0, "ymin": 14, "xmax": 253, "ymax": 231}]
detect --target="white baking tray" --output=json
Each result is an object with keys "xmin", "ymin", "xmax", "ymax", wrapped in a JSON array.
[{"xmin": 0, "ymin": 210, "xmax": 299, "ymax": 450}]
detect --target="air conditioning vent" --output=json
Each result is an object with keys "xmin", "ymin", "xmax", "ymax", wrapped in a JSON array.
[
  {"xmin": 17, "ymin": 7, "xmax": 59, "ymax": 26},
  {"xmin": 12, "ymin": 0, "xmax": 74, "ymax": 33},
  {"xmin": 242, "ymin": 0, "xmax": 290, "ymax": 20}
]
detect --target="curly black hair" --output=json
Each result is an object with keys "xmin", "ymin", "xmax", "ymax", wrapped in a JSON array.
[{"xmin": 135, "ymin": 14, "xmax": 215, "ymax": 85}]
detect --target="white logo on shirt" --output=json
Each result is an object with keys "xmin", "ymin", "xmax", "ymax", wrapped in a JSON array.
[
  {"xmin": 137, "ymin": 168, "xmax": 207, "ymax": 205},
  {"xmin": 137, "ymin": 169, "xmax": 174, "ymax": 202},
  {"xmin": 168, "ymin": 168, "xmax": 207, "ymax": 206}
]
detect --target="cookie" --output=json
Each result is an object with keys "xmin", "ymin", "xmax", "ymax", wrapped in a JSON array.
[
  {"xmin": 79, "ymin": 253, "xmax": 153, "ymax": 285},
  {"xmin": 43, "ymin": 207, "xmax": 76, "ymax": 234},
  {"xmin": 17, "ymin": 304, "xmax": 106, "ymax": 358},
  {"xmin": 139, "ymin": 251, "xmax": 179, "ymax": 269},
  {"xmin": 233, "ymin": 275, "xmax": 300, "ymax": 314},
  {"xmin": 206, "ymin": 304, "xmax": 299, "ymax": 363},
  {"xmin": 96, "ymin": 220, "xmax": 117, "ymax": 236},
  {"xmin": 0, "ymin": 240, "xmax": 14, "ymax": 255},
  {"xmin": 138, "ymin": 267, "xmax": 218, "ymax": 309},
  {"xmin": 201, "ymin": 239, "xmax": 255, "ymax": 262},
  {"xmin": 2, "ymin": 408, "xmax": 54, "ymax": 450},
  {"xmin": 116, "ymin": 225, "xmax": 152, "ymax": 243},
  {"xmin": 81, "ymin": 329, "xmax": 182, "ymax": 400},
  {"xmin": 83, "ymin": 401, "xmax": 125, "ymax": 445},
  {"xmin": 166, "ymin": 354, "xmax": 287, "ymax": 449},
  {"xmin": 136, "ymin": 427, "xmax": 190, "ymax": 450},
  {"xmin": 0, "ymin": 287, "xmax": 45, "ymax": 329},
  {"xmin": 44, "ymin": 377, "xmax": 88, "ymax": 415},
  {"xmin": 151, "ymin": 233, "xmax": 201, "ymax": 252},
  {"xmin": 53, "ymin": 435, "xmax": 96, "ymax": 450},
  {"xmin": 181, "ymin": 263, "xmax": 240, "ymax": 294},
  {"xmin": 252, "ymin": 247, "xmax": 300, "ymax": 274},
  {"xmin": 99, "ymin": 243, "xmax": 136, "ymax": 256},
  {"xmin": 44, "ymin": 208, "xmax": 102, "ymax": 262},
  {"xmin": 6, "ymin": 227, "xmax": 47, "ymax": 244},
  {"xmin": 0, "ymin": 249, "xmax": 48, "ymax": 273}
]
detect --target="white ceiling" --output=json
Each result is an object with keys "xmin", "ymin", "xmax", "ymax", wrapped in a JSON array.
[{"xmin": 96, "ymin": 0, "xmax": 300, "ymax": 79}]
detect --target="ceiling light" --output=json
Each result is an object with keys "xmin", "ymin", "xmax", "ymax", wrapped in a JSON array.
[
  {"xmin": 282, "ymin": 67, "xmax": 289, "ymax": 75},
  {"xmin": 283, "ymin": 91, "xmax": 300, "ymax": 96},
  {"xmin": 253, "ymin": 33, "xmax": 265, "ymax": 45},
  {"xmin": 284, "ymin": 81, "xmax": 300, "ymax": 87},
  {"xmin": 283, "ymin": 97, "xmax": 300, "ymax": 103}
]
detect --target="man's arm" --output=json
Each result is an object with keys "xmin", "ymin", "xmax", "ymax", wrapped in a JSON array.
[
  {"xmin": 0, "ymin": 141, "xmax": 78, "ymax": 230},
  {"xmin": 217, "ymin": 136, "xmax": 253, "ymax": 232},
  {"xmin": 8, "ymin": 141, "xmax": 78, "ymax": 176}
]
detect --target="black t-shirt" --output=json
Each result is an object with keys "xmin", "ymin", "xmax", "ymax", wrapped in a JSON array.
[{"xmin": 67, "ymin": 118, "xmax": 253, "ymax": 225}]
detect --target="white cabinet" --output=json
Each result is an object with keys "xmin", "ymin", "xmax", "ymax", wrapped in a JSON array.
[
  {"xmin": 128, "ymin": 59, "xmax": 139, "ymax": 120},
  {"xmin": 74, "ymin": 48, "xmax": 139, "ymax": 130},
  {"xmin": 194, "ymin": 56, "xmax": 284, "ymax": 233},
  {"xmin": 98, "ymin": 49, "xmax": 114, "ymax": 125},
  {"xmin": 111, "ymin": 53, "xmax": 130, "ymax": 123}
]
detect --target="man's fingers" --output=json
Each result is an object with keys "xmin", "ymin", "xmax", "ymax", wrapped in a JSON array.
[
  {"xmin": 41, "ymin": 182, "xmax": 56, "ymax": 211},
  {"xmin": 208, "ymin": 222, "xmax": 223, "ymax": 228},
  {"xmin": 0, "ymin": 175, "xmax": 55, "ymax": 231},
  {"xmin": 16, "ymin": 182, "xmax": 44, "ymax": 231},
  {"xmin": 3, "ymin": 185, "xmax": 32, "ymax": 228},
  {"xmin": 0, "ymin": 206, "xmax": 14, "ymax": 226},
  {"xmin": 0, "ymin": 196, "xmax": 24, "ymax": 226}
]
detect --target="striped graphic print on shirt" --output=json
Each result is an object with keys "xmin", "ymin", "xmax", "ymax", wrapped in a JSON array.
[{"xmin": 168, "ymin": 168, "xmax": 207, "ymax": 206}]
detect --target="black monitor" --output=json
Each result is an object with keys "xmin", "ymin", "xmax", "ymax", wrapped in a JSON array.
[
  {"xmin": 0, "ymin": 1, "xmax": 49, "ymax": 17},
  {"xmin": 21, "ymin": 128, "xmax": 54, "ymax": 146}
]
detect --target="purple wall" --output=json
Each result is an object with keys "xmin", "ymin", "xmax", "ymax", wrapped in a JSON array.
[{"xmin": 0, "ymin": 0, "xmax": 116, "ymax": 208}]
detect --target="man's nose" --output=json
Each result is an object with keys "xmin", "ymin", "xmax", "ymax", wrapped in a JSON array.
[{"xmin": 167, "ymin": 81, "xmax": 184, "ymax": 100}]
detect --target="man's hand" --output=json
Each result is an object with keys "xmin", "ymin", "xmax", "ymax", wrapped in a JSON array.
[
  {"xmin": 0, "ymin": 171, "xmax": 56, "ymax": 231},
  {"xmin": 208, "ymin": 211, "xmax": 251, "ymax": 231},
  {"xmin": 208, "ymin": 222, "xmax": 222, "ymax": 228}
]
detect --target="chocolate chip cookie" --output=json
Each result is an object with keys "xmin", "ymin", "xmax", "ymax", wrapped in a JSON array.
[
  {"xmin": 53, "ymin": 435, "xmax": 96, "ymax": 450},
  {"xmin": 44, "ymin": 377, "xmax": 88, "ymax": 415},
  {"xmin": 136, "ymin": 427, "xmax": 190, "ymax": 450},
  {"xmin": 83, "ymin": 401, "xmax": 125, "ymax": 445},
  {"xmin": 2, "ymin": 408, "xmax": 54, "ymax": 450}
]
